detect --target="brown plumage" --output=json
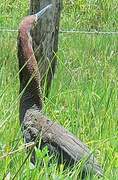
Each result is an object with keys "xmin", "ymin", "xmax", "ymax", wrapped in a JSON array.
[
  {"xmin": 17, "ymin": 5, "xmax": 103, "ymax": 177},
  {"xmin": 18, "ymin": 15, "xmax": 42, "ymax": 122}
]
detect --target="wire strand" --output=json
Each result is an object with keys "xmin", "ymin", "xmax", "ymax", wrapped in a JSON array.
[
  {"xmin": 60, "ymin": 30, "xmax": 118, "ymax": 35},
  {"xmin": 0, "ymin": 28, "xmax": 118, "ymax": 35}
]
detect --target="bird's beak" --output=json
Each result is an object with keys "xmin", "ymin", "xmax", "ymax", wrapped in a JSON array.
[{"xmin": 35, "ymin": 4, "xmax": 52, "ymax": 20}]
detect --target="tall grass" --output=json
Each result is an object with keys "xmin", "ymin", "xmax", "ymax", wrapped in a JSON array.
[{"xmin": 0, "ymin": 1, "xmax": 118, "ymax": 179}]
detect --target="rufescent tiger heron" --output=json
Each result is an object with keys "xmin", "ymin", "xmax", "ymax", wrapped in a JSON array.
[{"xmin": 17, "ymin": 4, "xmax": 103, "ymax": 178}]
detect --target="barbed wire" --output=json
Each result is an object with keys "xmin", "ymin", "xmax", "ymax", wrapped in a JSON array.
[
  {"xmin": 60, "ymin": 30, "xmax": 118, "ymax": 35},
  {"xmin": 0, "ymin": 28, "xmax": 18, "ymax": 32},
  {"xmin": 0, "ymin": 28, "xmax": 118, "ymax": 35}
]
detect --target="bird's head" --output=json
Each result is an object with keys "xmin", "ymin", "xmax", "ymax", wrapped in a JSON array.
[{"xmin": 19, "ymin": 4, "xmax": 52, "ymax": 34}]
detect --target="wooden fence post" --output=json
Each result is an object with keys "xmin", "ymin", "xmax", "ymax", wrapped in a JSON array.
[{"xmin": 30, "ymin": 0, "xmax": 62, "ymax": 97}]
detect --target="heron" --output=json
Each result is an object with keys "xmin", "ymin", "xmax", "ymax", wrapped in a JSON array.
[{"xmin": 17, "ymin": 4, "xmax": 103, "ymax": 177}]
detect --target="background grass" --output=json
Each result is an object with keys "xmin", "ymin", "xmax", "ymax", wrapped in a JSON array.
[{"xmin": 0, "ymin": 0, "xmax": 118, "ymax": 179}]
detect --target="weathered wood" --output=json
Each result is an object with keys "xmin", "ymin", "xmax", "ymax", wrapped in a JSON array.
[
  {"xmin": 30, "ymin": 0, "xmax": 62, "ymax": 96},
  {"xmin": 23, "ymin": 109, "xmax": 103, "ymax": 177}
]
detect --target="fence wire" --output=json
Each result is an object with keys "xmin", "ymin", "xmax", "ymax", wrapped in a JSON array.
[
  {"xmin": 60, "ymin": 30, "xmax": 118, "ymax": 35},
  {"xmin": 0, "ymin": 28, "xmax": 118, "ymax": 35}
]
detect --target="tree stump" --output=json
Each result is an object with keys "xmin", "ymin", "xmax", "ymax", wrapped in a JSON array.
[{"xmin": 30, "ymin": 0, "xmax": 62, "ymax": 96}]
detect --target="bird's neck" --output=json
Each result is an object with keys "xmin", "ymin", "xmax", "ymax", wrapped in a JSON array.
[{"xmin": 18, "ymin": 28, "xmax": 42, "ymax": 120}]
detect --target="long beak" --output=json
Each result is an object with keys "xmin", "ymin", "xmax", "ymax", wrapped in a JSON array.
[{"xmin": 35, "ymin": 4, "xmax": 52, "ymax": 20}]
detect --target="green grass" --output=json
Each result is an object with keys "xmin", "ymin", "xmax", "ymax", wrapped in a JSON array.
[{"xmin": 0, "ymin": 0, "xmax": 118, "ymax": 179}]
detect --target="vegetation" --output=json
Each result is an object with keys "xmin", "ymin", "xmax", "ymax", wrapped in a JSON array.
[{"xmin": 0, "ymin": 0, "xmax": 118, "ymax": 179}]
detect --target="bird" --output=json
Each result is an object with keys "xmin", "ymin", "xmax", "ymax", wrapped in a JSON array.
[{"xmin": 17, "ymin": 4, "xmax": 103, "ymax": 178}]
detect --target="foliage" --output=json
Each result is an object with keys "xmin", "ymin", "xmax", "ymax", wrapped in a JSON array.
[
  {"xmin": 63, "ymin": 0, "xmax": 118, "ymax": 30},
  {"xmin": 0, "ymin": 0, "xmax": 118, "ymax": 179}
]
